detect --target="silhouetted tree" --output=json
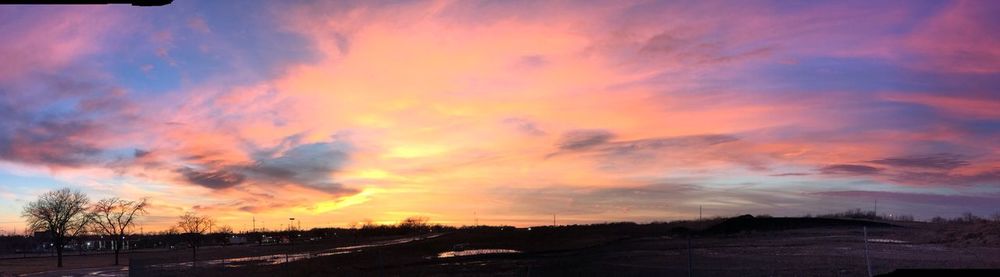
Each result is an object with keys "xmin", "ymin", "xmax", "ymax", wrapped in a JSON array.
[
  {"xmin": 960, "ymin": 212, "xmax": 981, "ymax": 223},
  {"xmin": 215, "ymin": 225, "xmax": 233, "ymax": 235},
  {"xmin": 21, "ymin": 188, "xmax": 91, "ymax": 267},
  {"xmin": 90, "ymin": 197, "xmax": 148, "ymax": 265},
  {"xmin": 176, "ymin": 212, "xmax": 214, "ymax": 266},
  {"xmin": 399, "ymin": 216, "xmax": 431, "ymax": 233}
]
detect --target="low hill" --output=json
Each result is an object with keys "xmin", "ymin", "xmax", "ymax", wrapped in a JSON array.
[{"xmin": 701, "ymin": 214, "xmax": 898, "ymax": 234}]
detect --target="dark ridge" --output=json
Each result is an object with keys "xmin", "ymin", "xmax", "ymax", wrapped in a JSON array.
[{"xmin": 700, "ymin": 214, "xmax": 898, "ymax": 235}]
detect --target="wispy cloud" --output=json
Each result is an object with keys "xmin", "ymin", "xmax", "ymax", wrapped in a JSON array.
[
  {"xmin": 820, "ymin": 164, "xmax": 882, "ymax": 175},
  {"xmin": 868, "ymin": 153, "xmax": 970, "ymax": 170}
]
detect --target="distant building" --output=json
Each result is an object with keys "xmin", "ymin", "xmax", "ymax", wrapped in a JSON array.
[
  {"xmin": 32, "ymin": 231, "xmax": 51, "ymax": 240},
  {"xmin": 228, "ymin": 236, "xmax": 247, "ymax": 244}
]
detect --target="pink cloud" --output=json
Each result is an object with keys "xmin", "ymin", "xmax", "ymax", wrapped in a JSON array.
[
  {"xmin": 0, "ymin": 7, "xmax": 121, "ymax": 82},
  {"xmin": 905, "ymin": 1, "xmax": 1000, "ymax": 74}
]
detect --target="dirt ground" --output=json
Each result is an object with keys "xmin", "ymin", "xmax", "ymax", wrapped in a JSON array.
[{"xmin": 4, "ymin": 219, "xmax": 1000, "ymax": 276}]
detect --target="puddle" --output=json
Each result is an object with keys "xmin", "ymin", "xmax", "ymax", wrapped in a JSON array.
[
  {"xmin": 147, "ymin": 233, "xmax": 444, "ymax": 270},
  {"xmin": 437, "ymin": 249, "xmax": 521, "ymax": 258},
  {"xmin": 867, "ymin": 239, "xmax": 908, "ymax": 244},
  {"xmin": 86, "ymin": 267, "xmax": 129, "ymax": 276}
]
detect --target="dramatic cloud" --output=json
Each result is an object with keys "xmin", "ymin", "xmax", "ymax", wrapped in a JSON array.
[
  {"xmin": 0, "ymin": 75, "xmax": 137, "ymax": 168},
  {"xmin": 601, "ymin": 135, "xmax": 739, "ymax": 156},
  {"xmin": 178, "ymin": 167, "xmax": 246, "ymax": 189},
  {"xmin": 547, "ymin": 133, "xmax": 742, "ymax": 171},
  {"xmin": 639, "ymin": 30, "xmax": 773, "ymax": 66},
  {"xmin": 172, "ymin": 136, "xmax": 353, "ymax": 194},
  {"xmin": 868, "ymin": 153, "xmax": 970, "ymax": 170},
  {"xmin": 0, "ymin": 119, "xmax": 102, "ymax": 167},
  {"xmin": 820, "ymin": 164, "xmax": 882, "ymax": 175},
  {"xmin": 556, "ymin": 129, "xmax": 616, "ymax": 151},
  {"xmin": 244, "ymin": 139, "xmax": 352, "ymax": 193},
  {"xmin": 1, "ymin": 1, "xmax": 998, "ymax": 229}
]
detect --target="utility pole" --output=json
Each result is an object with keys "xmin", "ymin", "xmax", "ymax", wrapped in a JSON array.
[
  {"xmin": 699, "ymin": 205, "xmax": 703, "ymax": 220},
  {"xmin": 253, "ymin": 216, "xmax": 256, "ymax": 233},
  {"xmin": 553, "ymin": 214, "xmax": 556, "ymax": 226}
]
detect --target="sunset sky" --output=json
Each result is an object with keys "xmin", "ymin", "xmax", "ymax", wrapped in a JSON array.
[{"xmin": 1, "ymin": 0, "xmax": 998, "ymax": 233}]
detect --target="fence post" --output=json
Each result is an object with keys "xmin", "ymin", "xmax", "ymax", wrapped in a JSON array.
[
  {"xmin": 688, "ymin": 236, "xmax": 694, "ymax": 277},
  {"xmin": 863, "ymin": 226, "xmax": 872, "ymax": 277}
]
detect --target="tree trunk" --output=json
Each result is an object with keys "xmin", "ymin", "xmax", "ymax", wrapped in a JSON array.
[
  {"xmin": 114, "ymin": 240, "xmax": 121, "ymax": 265},
  {"xmin": 192, "ymin": 245, "xmax": 197, "ymax": 268},
  {"xmin": 55, "ymin": 243, "xmax": 63, "ymax": 267}
]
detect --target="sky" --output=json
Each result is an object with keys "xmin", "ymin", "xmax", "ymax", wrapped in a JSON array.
[{"xmin": 0, "ymin": 0, "xmax": 998, "ymax": 233}]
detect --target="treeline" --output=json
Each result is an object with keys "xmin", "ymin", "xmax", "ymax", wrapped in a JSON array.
[
  {"xmin": 349, "ymin": 216, "xmax": 452, "ymax": 236},
  {"xmin": 930, "ymin": 212, "xmax": 1000, "ymax": 224},
  {"xmin": 789, "ymin": 208, "xmax": 1000, "ymax": 224},
  {"xmin": 811, "ymin": 208, "xmax": 916, "ymax": 222}
]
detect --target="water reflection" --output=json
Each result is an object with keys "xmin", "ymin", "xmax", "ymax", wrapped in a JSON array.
[
  {"xmin": 437, "ymin": 249, "xmax": 521, "ymax": 258},
  {"xmin": 151, "ymin": 233, "xmax": 444, "ymax": 270},
  {"xmin": 867, "ymin": 238, "xmax": 908, "ymax": 244}
]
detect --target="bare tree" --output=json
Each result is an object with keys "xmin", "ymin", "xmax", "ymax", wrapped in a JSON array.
[
  {"xmin": 399, "ymin": 216, "xmax": 431, "ymax": 232},
  {"xmin": 21, "ymin": 188, "xmax": 91, "ymax": 267},
  {"xmin": 215, "ymin": 225, "xmax": 233, "ymax": 235},
  {"xmin": 176, "ymin": 212, "xmax": 214, "ymax": 266},
  {"xmin": 90, "ymin": 197, "xmax": 148, "ymax": 265},
  {"xmin": 69, "ymin": 214, "xmax": 92, "ymax": 257}
]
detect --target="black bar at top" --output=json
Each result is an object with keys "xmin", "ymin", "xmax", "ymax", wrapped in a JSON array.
[{"xmin": 0, "ymin": 0, "xmax": 172, "ymax": 6}]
